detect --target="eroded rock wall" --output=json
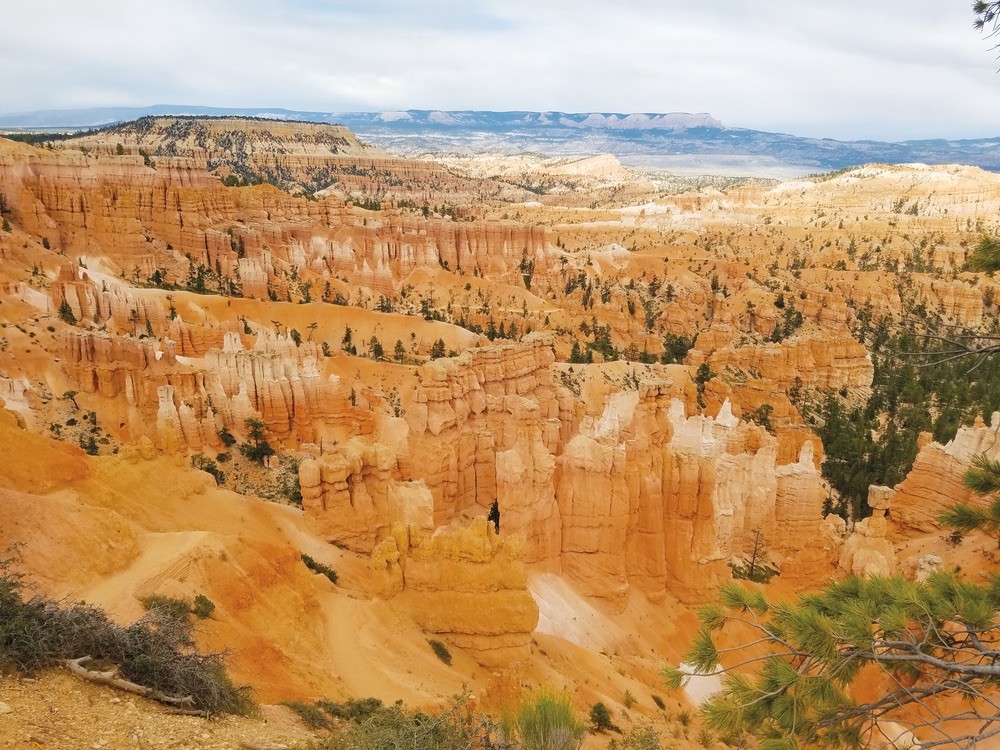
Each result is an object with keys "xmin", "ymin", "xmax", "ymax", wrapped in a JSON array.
[{"xmin": 302, "ymin": 336, "xmax": 833, "ymax": 607}]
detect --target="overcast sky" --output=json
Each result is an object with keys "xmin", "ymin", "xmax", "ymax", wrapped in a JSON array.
[{"xmin": 4, "ymin": 0, "xmax": 1000, "ymax": 141}]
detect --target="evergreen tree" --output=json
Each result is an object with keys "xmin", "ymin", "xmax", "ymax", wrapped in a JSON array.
[
  {"xmin": 57, "ymin": 298, "xmax": 76, "ymax": 325},
  {"xmin": 666, "ymin": 574, "xmax": 1000, "ymax": 749},
  {"xmin": 968, "ymin": 235, "xmax": 1000, "ymax": 273},
  {"xmin": 238, "ymin": 418, "xmax": 274, "ymax": 463},
  {"xmin": 589, "ymin": 702, "xmax": 613, "ymax": 732},
  {"xmin": 940, "ymin": 452, "xmax": 1000, "ymax": 547}
]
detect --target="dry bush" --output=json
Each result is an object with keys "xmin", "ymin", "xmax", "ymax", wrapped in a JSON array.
[{"xmin": 0, "ymin": 545, "xmax": 253, "ymax": 715}]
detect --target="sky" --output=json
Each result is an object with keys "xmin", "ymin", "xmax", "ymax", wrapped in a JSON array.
[{"xmin": 4, "ymin": 0, "xmax": 1000, "ymax": 141}]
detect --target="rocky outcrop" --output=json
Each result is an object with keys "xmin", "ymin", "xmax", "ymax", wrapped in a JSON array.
[
  {"xmin": 57, "ymin": 302, "xmax": 835, "ymax": 607},
  {"xmin": 61, "ymin": 326, "xmax": 366, "ymax": 449},
  {"xmin": 300, "ymin": 439, "xmax": 434, "ymax": 553},
  {"xmin": 0, "ymin": 138, "xmax": 557, "ymax": 304},
  {"xmin": 691, "ymin": 329, "xmax": 873, "ymax": 393},
  {"xmin": 403, "ymin": 335, "xmax": 567, "ymax": 537},
  {"xmin": 891, "ymin": 415, "xmax": 1000, "ymax": 536},
  {"xmin": 370, "ymin": 519, "xmax": 539, "ymax": 667},
  {"xmin": 51, "ymin": 264, "xmax": 167, "ymax": 332},
  {"xmin": 320, "ymin": 218, "xmax": 556, "ymax": 294},
  {"xmin": 64, "ymin": 117, "xmax": 382, "ymax": 187},
  {"xmin": 840, "ymin": 485, "xmax": 897, "ymax": 577},
  {"xmin": 398, "ymin": 337, "xmax": 834, "ymax": 605}
]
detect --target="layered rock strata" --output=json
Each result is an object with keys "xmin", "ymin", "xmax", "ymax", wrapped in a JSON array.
[{"xmin": 370, "ymin": 518, "xmax": 539, "ymax": 667}]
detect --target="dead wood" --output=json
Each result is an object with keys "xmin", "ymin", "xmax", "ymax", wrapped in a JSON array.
[{"xmin": 62, "ymin": 656, "xmax": 195, "ymax": 707}]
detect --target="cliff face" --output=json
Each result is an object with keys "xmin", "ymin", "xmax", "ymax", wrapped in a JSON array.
[
  {"xmin": 53, "ymin": 297, "xmax": 834, "ymax": 608},
  {"xmin": 691, "ymin": 330, "xmax": 872, "ymax": 392},
  {"xmin": 300, "ymin": 440, "xmax": 434, "ymax": 553},
  {"xmin": 56, "ymin": 117, "xmax": 534, "ymax": 203},
  {"xmin": 403, "ymin": 337, "xmax": 567, "ymax": 537}
]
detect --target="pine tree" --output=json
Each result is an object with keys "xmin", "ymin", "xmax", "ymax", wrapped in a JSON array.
[
  {"xmin": 940, "ymin": 452, "xmax": 1000, "ymax": 547},
  {"xmin": 57, "ymin": 298, "xmax": 76, "ymax": 325},
  {"xmin": 666, "ymin": 574, "xmax": 1000, "ymax": 749}
]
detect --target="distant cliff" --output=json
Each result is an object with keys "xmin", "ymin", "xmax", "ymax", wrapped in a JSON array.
[{"xmin": 4, "ymin": 107, "xmax": 1000, "ymax": 174}]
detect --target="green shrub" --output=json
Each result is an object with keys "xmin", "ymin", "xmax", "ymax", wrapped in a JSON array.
[
  {"xmin": 191, "ymin": 454, "xmax": 224, "ymax": 485},
  {"xmin": 589, "ymin": 701, "xmax": 613, "ymax": 732},
  {"xmin": 78, "ymin": 435, "xmax": 99, "ymax": 455},
  {"xmin": 282, "ymin": 700, "xmax": 332, "ymax": 730},
  {"xmin": 428, "ymin": 638, "xmax": 452, "ymax": 665},
  {"xmin": 239, "ymin": 418, "xmax": 274, "ymax": 463},
  {"xmin": 217, "ymin": 427, "xmax": 237, "ymax": 447},
  {"xmin": 192, "ymin": 594, "xmax": 215, "ymax": 619},
  {"xmin": 278, "ymin": 456, "xmax": 302, "ymax": 505},
  {"xmin": 651, "ymin": 694, "xmax": 666, "ymax": 710},
  {"xmin": 314, "ymin": 696, "xmax": 495, "ymax": 750},
  {"xmin": 504, "ymin": 688, "xmax": 586, "ymax": 750},
  {"xmin": 140, "ymin": 594, "xmax": 192, "ymax": 623},
  {"xmin": 0, "ymin": 547, "xmax": 252, "ymax": 714},
  {"xmin": 317, "ymin": 697, "xmax": 383, "ymax": 723},
  {"xmin": 621, "ymin": 724, "xmax": 663, "ymax": 750},
  {"xmin": 301, "ymin": 554, "xmax": 338, "ymax": 584}
]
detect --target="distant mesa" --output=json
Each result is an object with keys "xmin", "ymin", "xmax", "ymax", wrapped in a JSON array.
[{"xmin": 3, "ymin": 105, "xmax": 1000, "ymax": 176}]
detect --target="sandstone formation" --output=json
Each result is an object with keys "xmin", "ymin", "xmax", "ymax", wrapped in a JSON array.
[
  {"xmin": 371, "ymin": 518, "xmax": 539, "ymax": 667},
  {"xmin": 60, "ymin": 325, "xmax": 365, "ymax": 449},
  {"xmin": 299, "ymin": 439, "xmax": 434, "ymax": 553},
  {"xmin": 66, "ymin": 117, "xmax": 383, "ymax": 188},
  {"xmin": 839, "ymin": 485, "xmax": 897, "ymax": 577},
  {"xmin": 891, "ymin": 415, "xmax": 1000, "ymax": 535},
  {"xmin": 0, "ymin": 137, "xmax": 558, "ymax": 311},
  {"xmin": 6, "ymin": 120, "xmax": 1000, "ymax": 720}
]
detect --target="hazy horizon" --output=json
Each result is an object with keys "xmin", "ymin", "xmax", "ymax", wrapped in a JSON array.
[{"xmin": 5, "ymin": 1, "xmax": 1000, "ymax": 142}]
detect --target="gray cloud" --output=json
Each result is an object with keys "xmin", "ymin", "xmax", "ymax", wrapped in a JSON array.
[{"xmin": 3, "ymin": 0, "xmax": 1000, "ymax": 140}]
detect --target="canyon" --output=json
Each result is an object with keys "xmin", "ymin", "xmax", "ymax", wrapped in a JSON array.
[{"xmin": 1, "ymin": 119, "xmax": 999, "ymax": 748}]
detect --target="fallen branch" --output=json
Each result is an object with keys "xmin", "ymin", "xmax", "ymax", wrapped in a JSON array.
[
  {"xmin": 164, "ymin": 707, "xmax": 211, "ymax": 718},
  {"xmin": 239, "ymin": 743, "xmax": 289, "ymax": 750},
  {"xmin": 62, "ymin": 656, "xmax": 195, "ymax": 707}
]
